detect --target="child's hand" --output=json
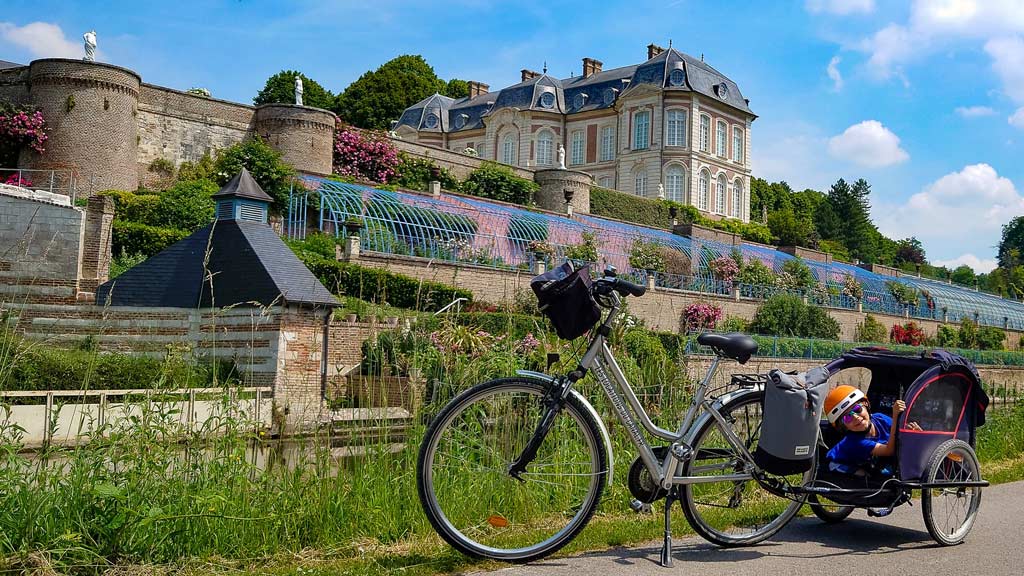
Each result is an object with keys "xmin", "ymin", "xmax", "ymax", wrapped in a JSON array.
[{"xmin": 893, "ymin": 400, "xmax": 906, "ymax": 416}]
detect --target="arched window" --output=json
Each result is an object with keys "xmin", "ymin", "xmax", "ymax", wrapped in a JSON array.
[
  {"xmin": 732, "ymin": 126, "xmax": 744, "ymax": 163},
  {"xmin": 666, "ymin": 110, "xmax": 687, "ymax": 147},
  {"xmin": 502, "ymin": 133, "xmax": 516, "ymax": 165},
  {"xmin": 665, "ymin": 165, "xmax": 687, "ymax": 202},
  {"xmin": 716, "ymin": 120, "xmax": 727, "ymax": 157},
  {"xmin": 571, "ymin": 130, "xmax": 585, "ymax": 165},
  {"xmin": 634, "ymin": 169, "xmax": 648, "ymax": 197},
  {"xmin": 698, "ymin": 170, "xmax": 710, "ymax": 210},
  {"xmin": 536, "ymin": 130, "xmax": 553, "ymax": 166},
  {"xmin": 732, "ymin": 178, "xmax": 743, "ymax": 218},
  {"xmin": 699, "ymin": 114, "xmax": 711, "ymax": 152},
  {"xmin": 716, "ymin": 174, "xmax": 727, "ymax": 213}
]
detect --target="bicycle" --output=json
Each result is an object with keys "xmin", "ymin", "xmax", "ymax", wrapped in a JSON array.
[{"xmin": 416, "ymin": 265, "xmax": 812, "ymax": 567}]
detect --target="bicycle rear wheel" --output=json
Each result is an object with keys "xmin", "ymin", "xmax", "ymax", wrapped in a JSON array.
[
  {"xmin": 680, "ymin": 390, "xmax": 810, "ymax": 546},
  {"xmin": 417, "ymin": 377, "xmax": 607, "ymax": 562}
]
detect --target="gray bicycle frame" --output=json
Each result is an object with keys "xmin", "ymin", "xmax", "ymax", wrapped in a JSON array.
[{"xmin": 577, "ymin": 292, "xmax": 759, "ymax": 489}]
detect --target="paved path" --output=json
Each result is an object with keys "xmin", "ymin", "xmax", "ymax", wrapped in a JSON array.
[{"xmin": 476, "ymin": 480, "xmax": 1021, "ymax": 576}]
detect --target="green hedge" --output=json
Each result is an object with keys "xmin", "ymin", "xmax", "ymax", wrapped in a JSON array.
[
  {"xmin": 299, "ymin": 254, "xmax": 472, "ymax": 312},
  {"xmin": 590, "ymin": 186, "xmax": 680, "ymax": 230},
  {"xmin": 462, "ymin": 162, "xmax": 539, "ymax": 205},
  {"xmin": 112, "ymin": 220, "xmax": 190, "ymax": 258}
]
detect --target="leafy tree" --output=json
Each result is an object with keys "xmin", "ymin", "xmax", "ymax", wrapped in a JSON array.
[
  {"xmin": 444, "ymin": 78, "xmax": 469, "ymax": 99},
  {"xmin": 254, "ymin": 70, "xmax": 335, "ymax": 110},
  {"xmin": 153, "ymin": 179, "xmax": 218, "ymax": 231},
  {"xmin": 461, "ymin": 162, "xmax": 538, "ymax": 205},
  {"xmin": 335, "ymin": 55, "xmax": 447, "ymax": 129},
  {"xmin": 951, "ymin": 264, "xmax": 976, "ymax": 286},
  {"xmin": 749, "ymin": 177, "xmax": 794, "ymax": 223},
  {"xmin": 749, "ymin": 294, "xmax": 839, "ymax": 339},
  {"xmin": 213, "ymin": 136, "xmax": 296, "ymax": 212},
  {"xmin": 767, "ymin": 209, "xmax": 813, "ymax": 246},
  {"xmin": 894, "ymin": 237, "xmax": 926, "ymax": 265},
  {"xmin": 814, "ymin": 200, "xmax": 842, "ymax": 242},
  {"xmin": 998, "ymin": 216, "xmax": 1024, "ymax": 269},
  {"xmin": 826, "ymin": 178, "xmax": 878, "ymax": 263}
]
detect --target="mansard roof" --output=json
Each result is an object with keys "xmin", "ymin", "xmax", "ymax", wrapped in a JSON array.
[{"xmin": 394, "ymin": 46, "xmax": 754, "ymax": 134}]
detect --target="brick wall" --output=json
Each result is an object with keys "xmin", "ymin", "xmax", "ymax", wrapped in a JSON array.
[
  {"xmin": 79, "ymin": 195, "xmax": 114, "ymax": 294},
  {"xmin": 0, "ymin": 189, "xmax": 84, "ymax": 303},
  {"xmin": 391, "ymin": 138, "xmax": 535, "ymax": 181},
  {"xmin": 253, "ymin": 104, "xmax": 336, "ymax": 176}
]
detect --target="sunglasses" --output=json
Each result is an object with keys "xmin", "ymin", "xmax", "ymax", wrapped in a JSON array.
[{"xmin": 840, "ymin": 403, "xmax": 866, "ymax": 425}]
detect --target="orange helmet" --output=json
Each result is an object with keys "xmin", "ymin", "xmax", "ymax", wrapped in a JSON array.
[{"xmin": 824, "ymin": 385, "xmax": 866, "ymax": 427}]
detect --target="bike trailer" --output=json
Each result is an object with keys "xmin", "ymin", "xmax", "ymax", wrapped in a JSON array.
[{"xmin": 754, "ymin": 366, "xmax": 830, "ymax": 475}]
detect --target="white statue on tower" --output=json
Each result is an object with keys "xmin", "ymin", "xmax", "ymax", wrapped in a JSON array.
[
  {"xmin": 557, "ymin": 144, "xmax": 566, "ymax": 169},
  {"xmin": 83, "ymin": 30, "xmax": 97, "ymax": 62},
  {"xmin": 295, "ymin": 75, "xmax": 304, "ymax": 106}
]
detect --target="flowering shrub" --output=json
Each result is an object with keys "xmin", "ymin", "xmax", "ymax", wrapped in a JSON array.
[
  {"xmin": 683, "ymin": 302, "xmax": 723, "ymax": 333},
  {"xmin": 527, "ymin": 239, "xmax": 555, "ymax": 256},
  {"xmin": 0, "ymin": 109, "xmax": 47, "ymax": 155},
  {"xmin": 708, "ymin": 256, "xmax": 739, "ymax": 283},
  {"xmin": 516, "ymin": 333, "xmax": 541, "ymax": 354},
  {"xmin": 737, "ymin": 258, "xmax": 776, "ymax": 287},
  {"xmin": 2, "ymin": 173, "xmax": 33, "ymax": 187},
  {"xmin": 629, "ymin": 239, "xmax": 665, "ymax": 272},
  {"xmin": 890, "ymin": 321, "xmax": 926, "ymax": 346},
  {"xmin": 842, "ymin": 274, "xmax": 864, "ymax": 300},
  {"xmin": 333, "ymin": 123, "xmax": 399, "ymax": 183}
]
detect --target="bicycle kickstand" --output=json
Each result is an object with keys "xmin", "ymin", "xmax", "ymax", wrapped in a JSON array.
[{"xmin": 660, "ymin": 491, "xmax": 675, "ymax": 568}]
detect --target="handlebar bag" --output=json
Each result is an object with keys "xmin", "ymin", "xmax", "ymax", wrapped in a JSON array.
[
  {"xmin": 531, "ymin": 261, "xmax": 601, "ymax": 341},
  {"xmin": 754, "ymin": 367, "xmax": 829, "ymax": 475}
]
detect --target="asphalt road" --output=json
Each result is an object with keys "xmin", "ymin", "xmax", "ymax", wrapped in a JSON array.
[{"xmin": 475, "ymin": 480, "xmax": 1021, "ymax": 576}]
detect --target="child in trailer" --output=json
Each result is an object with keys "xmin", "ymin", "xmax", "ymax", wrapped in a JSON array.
[{"xmin": 823, "ymin": 385, "xmax": 921, "ymax": 515}]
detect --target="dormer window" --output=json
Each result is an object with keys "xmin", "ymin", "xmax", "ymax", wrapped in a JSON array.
[
  {"xmin": 715, "ymin": 83, "xmax": 730, "ymax": 100},
  {"xmin": 603, "ymin": 87, "xmax": 617, "ymax": 106},
  {"xmin": 574, "ymin": 93, "xmax": 588, "ymax": 109},
  {"xmin": 539, "ymin": 92, "xmax": 556, "ymax": 109},
  {"xmin": 455, "ymin": 113, "xmax": 468, "ymax": 129},
  {"xmin": 424, "ymin": 113, "xmax": 439, "ymax": 129},
  {"xmin": 669, "ymin": 68, "xmax": 686, "ymax": 87}
]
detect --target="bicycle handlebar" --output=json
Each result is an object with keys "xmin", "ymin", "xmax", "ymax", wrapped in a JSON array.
[{"xmin": 595, "ymin": 276, "xmax": 647, "ymax": 298}]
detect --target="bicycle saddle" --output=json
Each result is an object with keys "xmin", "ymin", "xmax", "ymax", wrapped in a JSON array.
[{"xmin": 697, "ymin": 332, "xmax": 758, "ymax": 364}]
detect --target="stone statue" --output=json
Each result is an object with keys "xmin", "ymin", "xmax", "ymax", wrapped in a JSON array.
[
  {"xmin": 294, "ymin": 75, "xmax": 304, "ymax": 106},
  {"xmin": 557, "ymin": 144, "xmax": 566, "ymax": 169},
  {"xmin": 83, "ymin": 30, "xmax": 97, "ymax": 62},
  {"xmin": 657, "ymin": 183, "xmax": 665, "ymax": 199}
]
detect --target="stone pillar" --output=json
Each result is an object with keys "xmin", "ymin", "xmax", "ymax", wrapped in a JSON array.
[
  {"xmin": 337, "ymin": 234, "xmax": 360, "ymax": 262},
  {"xmin": 534, "ymin": 169, "xmax": 594, "ymax": 215},
  {"xmin": 79, "ymin": 195, "xmax": 114, "ymax": 294},
  {"xmin": 21, "ymin": 59, "xmax": 141, "ymax": 195},
  {"xmin": 429, "ymin": 180, "xmax": 441, "ymax": 197},
  {"xmin": 254, "ymin": 104, "xmax": 336, "ymax": 176}
]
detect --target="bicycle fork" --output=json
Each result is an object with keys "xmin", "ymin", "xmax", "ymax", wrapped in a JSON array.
[{"xmin": 507, "ymin": 376, "xmax": 572, "ymax": 480}]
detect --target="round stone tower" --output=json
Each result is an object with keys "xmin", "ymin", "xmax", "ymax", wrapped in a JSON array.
[
  {"xmin": 534, "ymin": 169, "xmax": 594, "ymax": 215},
  {"xmin": 21, "ymin": 59, "xmax": 141, "ymax": 195},
  {"xmin": 254, "ymin": 104, "xmax": 336, "ymax": 176}
]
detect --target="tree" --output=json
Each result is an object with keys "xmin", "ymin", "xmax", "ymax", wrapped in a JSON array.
[
  {"xmin": 997, "ymin": 216, "xmax": 1024, "ymax": 268},
  {"xmin": 254, "ymin": 70, "xmax": 335, "ymax": 110},
  {"xmin": 826, "ymin": 178, "xmax": 878, "ymax": 263},
  {"xmin": 894, "ymin": 237, "xmax": 926, "ymax": 266},
  {"xmin": 951, "ymin": 264, "xmax": 976, "ymax": 286},
  {"xmin": 814, "ymin": 200, "xmax": 842, "ymax": 242},
  {"xmin": 335, "ymin": 55, "xmax": 447, "ymax": 129},
  {"xmin": 767, "ymin": 209, "xmax": 813, "ymax": 246},
  {"xmin": 213, "ymin": 137, "xmax": 296, "ymax": 212},
  {"xmin": 445, "ymin": 78, "xmax": 469, "ymax": 99}
]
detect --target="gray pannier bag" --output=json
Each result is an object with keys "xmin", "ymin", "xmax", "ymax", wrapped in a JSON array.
[{"xmin": 753, "ymin": 367, "xmax": 830, "ymax": 475}]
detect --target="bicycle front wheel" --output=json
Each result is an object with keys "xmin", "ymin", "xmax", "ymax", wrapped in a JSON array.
[
  {"xmin": 417, "ymin": 377, "xmax": 607, "ymax": 562},
  {"xmin": 680, "ymin": 390, "xmax": 810, "ymax": 546}
]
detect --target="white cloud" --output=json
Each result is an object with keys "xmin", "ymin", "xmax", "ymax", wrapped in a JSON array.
[
  {"xmin": 827, "ymin": 120, "xmax": 909, "ymax": 167},
  {"xmin": 860, "ymin": 24, "xmax": 922, "ymax": 80},
  {"xmin": 985, "ymin": 36, "xmax": 1024, "ymax": 102},
  {"xmin": 1010, "ymin": 107, "xmax": 1024, "ymax": 128},
  {"xmin": 874, "ymin": 164, "xmax": 1024, "ymax": 265},
  {"xmin": 827, "ymin": 55, "xmax": 843, "ymax": 91},
  {"xmin": 932, "ymin": 254, "xmax": 998, "ymax": 274},
  {"xmin": 955, "ymin": 105, "xmax": 996, "ymax": 118},
  {"xmin": 0, "ymin": 21, "xmax": 80, "ymax": 60},
  {"xmin": 806, "ymin": 0, "xmax": 875, "ymax": 15}
]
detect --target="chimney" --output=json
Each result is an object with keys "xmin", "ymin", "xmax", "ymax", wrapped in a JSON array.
[
  {"xmin": 647, "ymin": 43, "xmax": 665, "ymax": 60},
  {"xmin": 521, "ymin": 69, "xmax": 540, "ymax": 82},
  {"xmin": 582, "ymin": 58, "xmax": 603, "ymax": 78},
  {"xmin": 467, "ymin": 81, "xmax": 489, "ymax": 98}
]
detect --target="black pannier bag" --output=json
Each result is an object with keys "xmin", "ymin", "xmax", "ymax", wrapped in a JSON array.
[
  {"xmin": 531, "ymin": 261, "xmax": 601, "ymax": 340},
  {"xmin": 753, "ymin": 367, "xmax": 829, "ymax": 475}
]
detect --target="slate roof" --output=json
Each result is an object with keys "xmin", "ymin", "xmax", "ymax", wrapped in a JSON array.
[
  {"xmin": 212, "ymin": 167, "xmax": 274, "ymax": 202},
  {"xmin": 395, "ymin": 46, "xmax": 753, "ymax": 134},
  {"xmin": 96, "ymin": 219, "xmax": 338, "ymax": 309},
  {"xmin": 0, "ymin": 60, "xmax": 24, "ymax": 70}
]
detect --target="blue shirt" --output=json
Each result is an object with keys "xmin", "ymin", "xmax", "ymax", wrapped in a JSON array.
[{"xmin": 826, "ymin": 413, "xmax": 893, "ymax": 469}]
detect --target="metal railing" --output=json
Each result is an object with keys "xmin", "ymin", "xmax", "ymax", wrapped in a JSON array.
[{"xmin": 0, "ymin": 168, "xmax": 78, "ymax": 202}]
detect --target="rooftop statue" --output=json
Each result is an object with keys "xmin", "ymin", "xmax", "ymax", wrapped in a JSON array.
[{"xmin": 83, "ymin": 30, "xmax": 97, "ymax": 62}]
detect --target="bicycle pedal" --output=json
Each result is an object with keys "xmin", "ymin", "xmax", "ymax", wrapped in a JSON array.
[{"xmin": 628, "ymin": 499, "xmax": 653, "ymax": 514}]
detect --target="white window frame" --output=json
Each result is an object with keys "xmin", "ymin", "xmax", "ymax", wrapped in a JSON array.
[
  {"xmin": 732, "ymin": 178, "xmax": 743, "ymax": 218},
  {"xmin": 716, "ymin": 120, "xmax": 727, "ymax": 157},
  {"xmin": 732, "ymin": 126, "xmax": 744, "ymax": 163},
  {"xmin": 599, "ymin": 176, "xmax": 614, "ymax": 188},
  {"xmin": 634, "ymin": 169, "xmax": 648, "ymax": 197},
  {"xmin": 698, "ymin": 170, "xmax": 710, "ymax": 210},
  {"xmin": 634, "ymin": 110, "xmax": 650, "ymax": 150},
  {"xmin": 600, "ymin": 126, "xmax": 615, "ymax": 161},
  {"xmin": 665, "ymin": 165, "xmax": 686, "ymax": 202},
  {"xmin": 699, "ymin": 114, "xmax": 711, "ymax": 153},
  {"xmin": 571, "ymin": 130, "xmax": 585, "ymax": 165},
  {"xmin": 716, "ymin": 174, "xmax": 727, "ymax": 213},
  {"xmin": 666, "ymin": 109, "xmax": 687, "ymax": 147},
  {"xmin": 536, "ymin": 130, "xmax": 553, "ymax": 166},
  {"xmin": 502, "ymin": 134, "xmax": 516, "ymax": 165}
]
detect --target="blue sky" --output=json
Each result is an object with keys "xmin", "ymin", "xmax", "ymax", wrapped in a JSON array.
[{"xmin": 4, "ymin": 0, "xmax": 1024, "ymax": 273}]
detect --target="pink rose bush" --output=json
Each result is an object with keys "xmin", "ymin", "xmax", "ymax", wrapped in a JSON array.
[
  {"xmin": 709, "ymin": 256, "xmax": 740, "ymax": 283},
  {"xmin": 683, "ymin": 302, "xmax": 723, "ymax": 332},
  {"xmin": 2, "ymin": 173, "xmax": 33, "ymax": 187},
  {"xmin": 0, "ymin": 110, "xmax": 47, "ymax": 154},
  {"xmin": 332, "ymin": 123, "xmax": 399, "ymax": 183}
]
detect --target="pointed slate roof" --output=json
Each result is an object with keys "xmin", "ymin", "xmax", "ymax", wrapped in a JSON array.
[
  {"xmin": 212, "ymin": 167, "xmax": 274, "ymax": 202},
  {"xmin": 96, "ymin": 219, "xmax": 338, "ymax": 309}
]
